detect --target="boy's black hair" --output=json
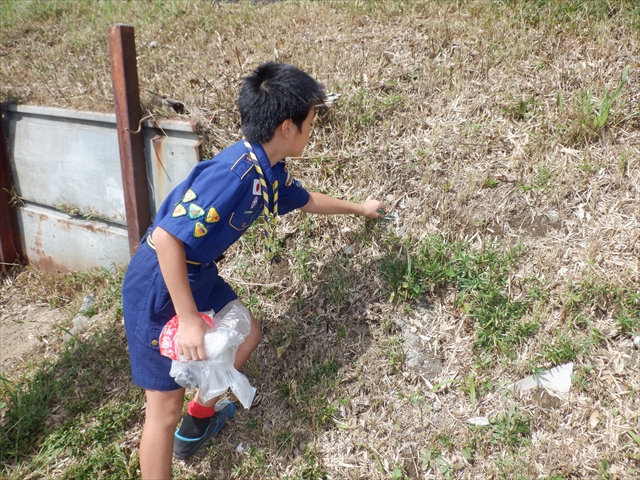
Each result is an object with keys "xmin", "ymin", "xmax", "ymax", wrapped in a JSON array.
[{"xmin": 238, "ymin": 62, "xmax": 325, "ymax": 144}]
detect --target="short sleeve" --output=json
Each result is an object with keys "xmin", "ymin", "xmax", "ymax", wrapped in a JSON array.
[
  {"xmin": 275, "ymin": 161, "xmax": 310, "ymax": 215},
  {"xmin": 155, "ymin": 163, "xmax": 246, "ymax": 250}
]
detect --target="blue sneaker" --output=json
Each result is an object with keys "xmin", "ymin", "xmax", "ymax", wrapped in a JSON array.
[{"xmin": 173, "ymin": 400, "xmax": 236, "ymax": 460}]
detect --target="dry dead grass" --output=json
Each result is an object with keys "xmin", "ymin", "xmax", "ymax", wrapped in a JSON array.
[{"xmin": 2, "ymin": 0, "xmax": 640, "ymax": 478}]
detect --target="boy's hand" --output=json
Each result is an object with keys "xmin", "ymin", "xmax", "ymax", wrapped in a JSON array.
[
  {"xmin": 176, "ymin": 312, "xmax": 210, "ymax": 361},
  {"xmin": 361, "ymin": 196, "xmax": 388, "ymax": 219}
]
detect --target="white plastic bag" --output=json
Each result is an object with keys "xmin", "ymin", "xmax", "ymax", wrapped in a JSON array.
[{"xmin": 162, "ymin": 300, "xmax": 256, "ymax": 409}]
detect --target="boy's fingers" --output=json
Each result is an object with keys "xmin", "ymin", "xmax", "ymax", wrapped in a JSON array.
[
  {"xmin": 198, "ymin": 345, "xmax": 208, "ymax": 361},
  {"xmin": 181, "ymin": 347, "xmax": 193, "ymax": 361}
]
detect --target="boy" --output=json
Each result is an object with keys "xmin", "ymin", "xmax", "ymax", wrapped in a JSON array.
[{"xmin": 122, "ymin": 62, "xmax": 386, "ymax": 479}]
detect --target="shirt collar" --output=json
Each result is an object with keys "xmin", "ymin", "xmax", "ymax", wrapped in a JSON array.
[{"xmin": 248, "ymin": 141, "xmax": 277, "ymax": 186}]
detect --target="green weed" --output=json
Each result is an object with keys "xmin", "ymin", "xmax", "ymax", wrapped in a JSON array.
[
  {"xmin": 232, "ymin": 447, "xmax": 272, "ymax": 479},
  {"xmin": 579, "ymin": 158, "xmax": 601, "ymax": 174},
  {"xmin": 279, "ymin": 358, "xmax": 341, "ymax": 429},
  {"xmin": 465, "ymin": 373, "xmax": 477, "ymax": 409},
  {"xmin": 565, "ymin": 277, "xmax": 640, "ymax": 335},
  {"xmin": 565, "ymin": 67, "xmax": 629, "ymax": 146},
  {"xmin": 540, "ymin": 331, "xmax": 583, "ymax": 365},
  {"xmin": 379, "ymin": 92, "xmax": 404, "ymax": 109},
  {"xmin": 380, "ymin": 337, "xmax": 405, "ymax": 372},
  {"xmin": 320, "ymin": 259, "xmax": 356, "ymax": 311},
  {"xmin": 506, "ymin": 0, "xmax": 627, "ymax": 29},
  {"xmin": 0, "ymin": 326, "xmax": 140, "ymax": 476},
  {"xmin": 484, "ymin": 176, "xmax": 499, "ymax": 188},
  {"xmin": 490, "ymin": 405, "xmax": 531, "ymax": 450},
  {"xmin": 380, "ymin": 234, "xmax": 539, "ymax": 359},
  {"xmin": 344, "ymin": 89, "xmax": 378, "ymax": 129},
  {"xmin": 283, "ymin": 452, "xmax": 329, "ymax": 480},
  {"xmin": 421, "ymin": 448, "xmax": 454, "ymax": 479},
  {"xmin": 293, "ymin": 242, "xmax": 315, "ymax": 282},
  {"xmin": 505, "ymin": 94, "xmax": 538, "ymax": 121},
  {"xmin": 521, "ymin": 166, "xmax": 551, "ymax": 192},
  {"xmin": 600, "ymin": 458, "xmax": 614, "ymax": 480}
]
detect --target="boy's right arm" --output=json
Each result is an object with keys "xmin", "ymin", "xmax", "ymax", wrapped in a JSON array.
[{"xmin": 151, "ymin": 226, "xmax": 210, "ymax": 361}]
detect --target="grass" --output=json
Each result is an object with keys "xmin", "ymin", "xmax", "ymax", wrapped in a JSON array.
[
  {"xmin": 278, "ymin": 357, "xmax": 341, "ymax": 428},
  {"xmin": 1, "ymin": 0, "xmax": 639, "ymax": 478},
  {"xmin": 0, "ymin": 327, "xmax": 141, "ymax": 478},
  {"xmin": 564, "ymin": 67, "xmax": 631, "ymax": 146},
  {"xmin": 380, "ymin": 234, "xmax": 540, "ymax": 359}
]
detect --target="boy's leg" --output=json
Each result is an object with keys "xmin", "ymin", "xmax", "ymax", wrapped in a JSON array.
[
  {"xmin": 174, "ymin": 305, "xmax": 262, "ymax": 459},
  {"xmin": 195, "ymin": 307, "xmax": 262, "ymax": 408},
  {"xmin": 140, "ymin": 388, "xmax": 185, "ymax": 479}
]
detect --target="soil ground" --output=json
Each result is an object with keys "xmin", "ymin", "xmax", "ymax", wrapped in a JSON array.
[
  {"xmin": 1, "ymin": 1, "xmax": 639, "ymax": 479},
  {"xmin": 0, "ymin": 288, "xmax": 65, "ymax": 374}
]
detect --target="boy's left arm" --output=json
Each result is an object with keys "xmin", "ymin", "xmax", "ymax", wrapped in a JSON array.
[{"xmin": 300, "ymin": 191, "xmax": 386, "ymax": 218}]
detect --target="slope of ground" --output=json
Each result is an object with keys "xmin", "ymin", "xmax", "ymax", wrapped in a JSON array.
[{"xmin": 1, "ymin": 1, "xmax": 639, "ymax": 478}]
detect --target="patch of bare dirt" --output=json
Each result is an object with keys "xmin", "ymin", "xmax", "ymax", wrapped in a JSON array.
[{"xmin": 0, "ymin": 279, "xmax": 67, "ymax": 375}]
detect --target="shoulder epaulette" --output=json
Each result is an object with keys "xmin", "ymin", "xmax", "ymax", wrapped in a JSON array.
[{"xmin": 229, "ymin": 154, "xmax": 255, "ymax": 180}]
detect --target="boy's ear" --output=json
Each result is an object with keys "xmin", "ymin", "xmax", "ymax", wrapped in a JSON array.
[{"xmin": 279, "ymin": 119, "xmax": 293, "ymax": 139}]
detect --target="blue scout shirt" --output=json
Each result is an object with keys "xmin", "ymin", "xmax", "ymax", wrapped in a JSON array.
[
  {"xmin": 123, "ymin": 140, "xmax": 309, "ymax": 391},
  {"xmin": 153, "ymin": 140, "xmax": 309, "ymax": 263}
]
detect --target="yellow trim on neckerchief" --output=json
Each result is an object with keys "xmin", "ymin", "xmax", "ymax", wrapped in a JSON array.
[
  {"xmin": 243, "ymin": 139, "xmax": 279, "ymax": 263},
  {"xmin": 147, "ymin": 234, "xmax": 201, "ymax": 265}
]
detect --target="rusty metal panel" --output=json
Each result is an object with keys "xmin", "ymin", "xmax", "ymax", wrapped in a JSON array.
[
  {"xmin": 143, "ymin": 118, "xmax": 200, "ymax": 217},
  {"xmin": 0, "ymin": 107, "xmax": 23, "ymax": 272},
  {"xmin": 16, "ymin": 203, "xmax": 130, "ymax": 273},
  {"xmin": 2, "ymin": 104, "xmax": 200, "ymax": 272},
  {"xmin": 3, "ymin": 104, "xmax": 126, "ymax": 224}
]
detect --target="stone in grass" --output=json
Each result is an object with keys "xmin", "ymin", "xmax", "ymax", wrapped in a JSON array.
[
  {"xmin": 395, "ymin": 314, "xmax": 443, "ymax": 377},
  {"xmin": 64, "ymin": 294, "xmax": 96, "ymax": 341},
  {"xmin": 634, "ymin": 336, "xmax": 640, "ymax": 349}
]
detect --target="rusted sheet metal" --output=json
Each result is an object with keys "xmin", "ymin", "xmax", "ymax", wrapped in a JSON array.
[
  {"xmin": 144, "ymin": 118, "xmax": 201, "ymax": 216},
  {"xmin": 2, "ymin": 104, "xmax": 126, "ymax": 224},
  {"xmin": 2, "ymin": 104, "xmax": 201, "ymax": 273},
  {"xmin": 17, "ymin": 204, "xmax": 130, "ymax": 273},
  {"xmin": 0, "ymin": 107, "xmax": 23, "ymax": 272},
  {"xmin": 108, "ymin": 24, "xmax": 151, "ymax": 257}
]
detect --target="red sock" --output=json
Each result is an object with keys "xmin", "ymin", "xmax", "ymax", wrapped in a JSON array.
[{"xmin": 187, "ymin": 399, "xmax": 215, "ymax": 419}]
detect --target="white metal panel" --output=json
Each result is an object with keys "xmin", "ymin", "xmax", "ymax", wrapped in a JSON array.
[
  {"xmin": 4, "ymin": 106, "xmax": 126, "ymax": 224},
  {"xmin": 143, "ymin": 118, "xmax": 201, "ymax": 218},
  {"xmin": 17, "ymin": 203, "xmax": 130, "ymax": 272}
]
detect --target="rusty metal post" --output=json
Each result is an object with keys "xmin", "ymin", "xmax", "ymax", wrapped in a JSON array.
[
  {"xmin": 0, "ymin": 107, "xmax": 23, "ymax": 273},
  {"xmin": 108, "ymin": 24, "xmax": 151, "ymax": 257}
]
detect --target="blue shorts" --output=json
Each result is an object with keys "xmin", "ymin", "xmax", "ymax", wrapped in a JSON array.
[{"xmin": 122, "ymin": 242, "xmax": 237, "ymax": 391}]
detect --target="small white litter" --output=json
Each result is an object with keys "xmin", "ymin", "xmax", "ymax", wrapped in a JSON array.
[
  {"xmin": 509, "ymin": 362, "xmax": 573, "ymax": 393},
  {"xmin": 467, "ymin": 417, "xmax": 490, "ymax": 426}
]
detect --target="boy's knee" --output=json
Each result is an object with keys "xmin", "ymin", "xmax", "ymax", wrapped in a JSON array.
[
  {"xmin": 247, "ymin": 316, "xmax": 262, "ymax": 348},
  {"xmin": 145, "ymin": 389, "xmax": 185, "ymax": 430},
  {"xmin": 248, "ymin": 323, "xmax": 262, "ymax": 348},
  {"xmin": 234, "ymin": 300, "xmax": 262, "ymax": 348}
]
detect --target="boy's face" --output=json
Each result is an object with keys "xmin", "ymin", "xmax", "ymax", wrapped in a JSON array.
[{"xmin": 287, "ymin": 108, "xmax": 315, "ymax": 158}]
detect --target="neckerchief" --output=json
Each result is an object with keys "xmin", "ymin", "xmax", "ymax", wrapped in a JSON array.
[{"xmin": 243, "ymin": 139, "xmax": 279, "ymax": 263}]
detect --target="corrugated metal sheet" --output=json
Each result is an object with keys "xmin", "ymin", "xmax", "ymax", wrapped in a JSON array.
[
  {"xmin": 2, "ymin": 104, "xmax": 201, "ymax": 272},
  {"xmin": 144, "ymin": 117, "xmax": 201, "ymax": 216},
  {"xmin": 6, "ymin": 106, "xmax": 126, "ymax": 224},
  {"xmin": 16, "ymin": 204, "xmax": 131, "ymax": 271}
]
